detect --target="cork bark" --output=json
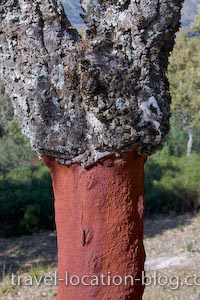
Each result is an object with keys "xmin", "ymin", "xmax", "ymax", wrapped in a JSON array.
[
  {"xmin": 0, "ymin": 0, "xmax": 183, "ymax": 166},
  {"xmin": 43, "ymin": 151, "xmax": 146, "ymax": 300}
]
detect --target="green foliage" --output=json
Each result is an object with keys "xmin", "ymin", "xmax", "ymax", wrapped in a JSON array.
[
  {"xmin": 0, "ymin": 119, "xmax": 35, "ymax": 173},
  {"xmin": 0, "ymin": 91, "xmax": 54, "ymax": 237},
  {"xmin": 168, "ymin": 28, "xmax": 200, "ymax": 130},
  {"xmin": 27, "ymin": 263, "xmax": 53, "ymax": 279},
  {"xmin": 0, "ymin": 275, "xmax": 18, "ymax": 295},
  {"xmin": 167, "ymin": 8, "xmax": 200, "ymax": 158},
  {"xmin": 145, "ymin": 149, "xmax": 200, "ymax": 215},
  {"xmin": 168, "ymin": 10, "xmax": 200, "ymax": 157},
  {"xmin": 162, "ymin": 115, "xmax": 188, "ymax": 156},
  {"xmin": 0, "ymin": 163, "xmax": 54, "ymax": 236}
]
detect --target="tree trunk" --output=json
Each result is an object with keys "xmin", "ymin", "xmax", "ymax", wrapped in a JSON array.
[
  {"xmin": 0, "ymin": 1, "xmax": 183, "ymax": 299},
  {"xmin": 187, "ymin": 128, "xmax": 194, "ymax": 156},
  {"xmin": 43, "ymin": 150, "xmax": 146, "ymax": 300}
]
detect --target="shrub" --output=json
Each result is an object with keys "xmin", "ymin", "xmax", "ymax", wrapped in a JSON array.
[
  {"xmin": 0, "ymin": 165, "xmax": 54, "ymax": 237},
  {"xmin": 145, "ymin": 150, "xmax": 200, "ymax": 215}
]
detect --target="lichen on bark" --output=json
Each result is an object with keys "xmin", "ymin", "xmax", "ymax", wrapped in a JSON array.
[{"xmin": 0, "ymin": 0, "xmax": 183, "ymax": 166}]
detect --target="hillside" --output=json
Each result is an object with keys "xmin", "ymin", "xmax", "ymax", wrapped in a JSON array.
[
  {"xmin": 61, "ymin": 0, "xmax": 83, "ymax": 29},
  {"xmin": 182, "ymin": 0, "xmax": 200, "ymax": 26},
  {"xmin": 61, "ymin": 0, "xmax": 200, "ymax": 28}
]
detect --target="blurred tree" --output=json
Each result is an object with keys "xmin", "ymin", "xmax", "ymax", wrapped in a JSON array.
[
  {"xmin": 162, "ymin": 114, "xmax": 188, "ymax": 156},
  {"xmin": 168, "ymin": 22, "xmax": 200, "ymax": 155}
]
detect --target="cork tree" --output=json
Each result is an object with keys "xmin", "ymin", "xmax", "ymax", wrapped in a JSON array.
[{"xmin": 0, "ymin": 0, "xmax": 183, "ymax": 299}]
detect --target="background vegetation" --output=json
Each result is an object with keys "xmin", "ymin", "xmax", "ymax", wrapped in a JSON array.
[
  {"xmin": 0, "ymin": 7, "xmax": 200, "ymax": 236},
  {"xmin": 0, "ymin": 83, "xmax": 54, "ymax": 237},
  {"xmin": 145, "ymin": 9, "xmax": 200, "ymax": 216}
]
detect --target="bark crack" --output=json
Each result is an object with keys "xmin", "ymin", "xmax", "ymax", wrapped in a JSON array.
[{"xmin": 95, "ymin": 240, "xmax": 129, "ymax": 261}]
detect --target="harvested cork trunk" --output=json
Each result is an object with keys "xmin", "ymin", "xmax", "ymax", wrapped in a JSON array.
[{"xmin": 44, "ymin": 151, "xmax": 146, "ymax": 299}]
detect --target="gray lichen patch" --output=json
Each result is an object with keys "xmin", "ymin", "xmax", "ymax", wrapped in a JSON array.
[{"xmin": 0, "ymin": 0, "xmax": 183, "ymax": 166}]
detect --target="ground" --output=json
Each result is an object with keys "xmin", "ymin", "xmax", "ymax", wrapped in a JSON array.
[
  {"xmin": 144, "ymin": 214, "xmax": 200, "ymax": 300},
  {"xmin": 0, "ymin": 213, "xmax": 200, "ymax": 299}
]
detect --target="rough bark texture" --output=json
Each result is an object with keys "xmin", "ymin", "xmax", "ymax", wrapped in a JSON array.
[
  {"xmin": 0, "ymin": 0, "xmax": 183, "ymax": 166},
  {"xmin": 43, "ymin": 151, "xmax": 146, "ymax": 300}
]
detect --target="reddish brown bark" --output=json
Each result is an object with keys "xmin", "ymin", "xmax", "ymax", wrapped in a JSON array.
[{"xmin": 43, "ymin": 151, "xmax": 147, "ymax": 300}]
